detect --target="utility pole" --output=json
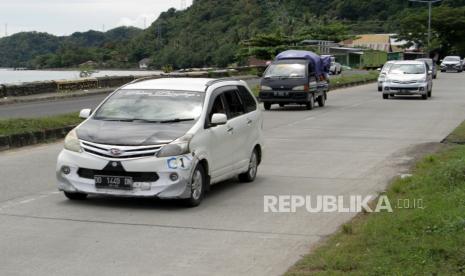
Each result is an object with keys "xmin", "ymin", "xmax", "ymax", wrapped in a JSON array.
[{"xmin": 408, "ymin": 0, "xmax": 442, "ymax": 48}]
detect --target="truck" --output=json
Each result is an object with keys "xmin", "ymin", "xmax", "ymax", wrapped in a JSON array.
[{"xmin": 258, "ymin": 50, "xmax": 329, "ymax": 111}]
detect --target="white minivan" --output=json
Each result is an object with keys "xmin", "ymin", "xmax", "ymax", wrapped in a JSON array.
[{"xmin": 56, "ymin": 78, "xmax": 264, "ymax": 206}]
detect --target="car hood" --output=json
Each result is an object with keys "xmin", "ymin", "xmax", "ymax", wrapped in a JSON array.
[
  {"xmin": 76, "ymin": 119, "xmax": 194, "ymax": 146},
  {"xmin": 387, "ymin": 74, "xmax": 426, "ymax": 82},
  {"xmin": 261, "ymin": 77, "xmax": 307, "ymax": 90},
  {"xmin": 442, "ymin": 61, "xmax": 460, "ymax": 65}
]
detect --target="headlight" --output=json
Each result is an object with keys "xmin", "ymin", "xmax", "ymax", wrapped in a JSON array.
[
  {"xmin": 292, "ymin": 85, "xmax": 305, "ymax": 91},
  {"xmin": 64, "ymin": 129, "xmax": 82, "ymax": 153},
  {"xmin": 157, "ymin": 135, "xmax": 192, "ymax": 158},
  {"xmin": 261, "ymin": 85, "xmax": 272, "ymax": 91}
]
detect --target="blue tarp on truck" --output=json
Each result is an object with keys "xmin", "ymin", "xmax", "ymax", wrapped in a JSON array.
[{"xmin": 276, "ymin": 50, "xmax": 329, "ymax": 77}]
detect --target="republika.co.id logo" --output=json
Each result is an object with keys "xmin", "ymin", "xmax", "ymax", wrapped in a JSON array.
[{"xmin": 263, "ymin": 195, "xmax": 423, "ymax": 213}]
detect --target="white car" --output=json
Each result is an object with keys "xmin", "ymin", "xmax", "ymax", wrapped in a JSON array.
[
  {"xmin": 56, "ymin": 78, "xmax": 264, "ymax": 206},
  {"xmin": 382, "ymin": 61, "xmax": 433, "ymax": 100},
  {"xmin": 378, "ymin": 61, "xmax": 395, "ymax": 92}
]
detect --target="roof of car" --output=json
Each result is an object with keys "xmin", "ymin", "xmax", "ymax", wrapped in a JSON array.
[
  {"xmin": 391, "ymin": 60, "xmax": 425, "ymax": 65},
  {"xmin": 122, "ymin": 78, "xmax": 216, "ymax": 92}
]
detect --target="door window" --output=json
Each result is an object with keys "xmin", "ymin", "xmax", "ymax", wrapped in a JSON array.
[
  {"xmin": 237, "ymin": 86, "xmax": 257, "ymax": 113},
  {"xmin": 207, "ymin": 94, "xmax": 226, "ymax": 125},
  {"xmin": 223, "ymin": 90, "xmax": 245, "ymax": 119}
]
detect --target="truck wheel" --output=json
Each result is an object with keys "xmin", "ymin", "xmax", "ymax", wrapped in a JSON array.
[
  {"xmin": 264, "ymin": 103, "xmax": 271, "ymax": 110},
  {"xmin": 317, "ymin": 94, "xmax": 326, "ymax": 107},
  {"xmin": 305, "ymin": 96, "xmax": 314, "ymax": 110}
]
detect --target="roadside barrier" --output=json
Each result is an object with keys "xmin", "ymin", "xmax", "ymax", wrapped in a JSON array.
[{"xmin": 0, "ymin": 126, "xmax": 75, "ymax": 151}]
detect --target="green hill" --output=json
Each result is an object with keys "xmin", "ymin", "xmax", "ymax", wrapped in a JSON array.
[{"xmin": 1, "ymin": 0, "xmax": 465, "ymax": 68}]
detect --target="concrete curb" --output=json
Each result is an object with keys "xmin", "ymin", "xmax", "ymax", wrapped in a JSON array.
[{"xmin": 0, "ymin": 125, "xmax": 75, "ymax": 151}]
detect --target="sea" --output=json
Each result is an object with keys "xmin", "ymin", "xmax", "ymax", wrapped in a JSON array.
[{"xmin": 0, "ymin": 68, "xmax": 163, "ymax": 84}]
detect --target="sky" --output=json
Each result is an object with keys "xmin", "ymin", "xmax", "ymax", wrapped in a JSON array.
[{"xmin": 0, "ymin": 0, "xmax": 193, "ymax": 37}]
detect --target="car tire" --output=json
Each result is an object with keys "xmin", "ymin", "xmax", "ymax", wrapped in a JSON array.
[
  {"xmin": 422, "ymin": 94, "xmax": 428, "ymax": 100},
  {"xmin": 317, "ymin": 93, "xmax": 326, "ymax": 107},
  {"xmin": 305, "ymin": 95, "xmax": 315, "ymax": 110},
  {"xmin": 441, "ymin": 70, "xmax": 445, "ymax": 73},
  {"xmin": 264, "ymin": 103, "xmax": 271, "ymax": 110},
  {"xmin": 383, "ymin": 94, "xmax": 389, "ymax": 100},
  {"xmin": 64, "ymin": 192, "xmax": 88, "ymax": 200},
  {"xmin": 378, "ymin": 86, "xmax": 382, "ymax": 92},
  {"xmin": 428, "ymin": 89, "xmax": 432, "ymax": 98},
  {"xmin": 183, "ymin": 164, "xmax": 206, "ymax": 207},
  {"xmin": 279, "ymin": 103, "xmax": 285, "ymax": 107},
  {"xmin": 238, "ymin": 149, "xmax": 259, "ymax": 183}
]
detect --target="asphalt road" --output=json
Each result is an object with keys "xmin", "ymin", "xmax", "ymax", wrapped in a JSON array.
[{"xmin": 1, "ymin": 73, "xmax": 465, "ymax": 275}]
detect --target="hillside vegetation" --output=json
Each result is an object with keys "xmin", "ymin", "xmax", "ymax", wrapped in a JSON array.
[{"xmin": 1, "ymin": 0, "xmax": 465, "ymax": 69}]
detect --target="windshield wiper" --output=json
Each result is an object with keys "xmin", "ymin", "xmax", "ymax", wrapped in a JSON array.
[
  {"xmin": 159, "ymin": 118, "xmax": 196, "ymax": 123},
  {"xmin": 94, "ymin": 117, "xmax": 135, "ymax": 122}
]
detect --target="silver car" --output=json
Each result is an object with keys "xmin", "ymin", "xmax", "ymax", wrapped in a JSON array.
[
  {"xmin": 382, "ymin": 61, "xmax": 433, "ymax": 100},
  {"xmin": 378, "ymin": 61, "xmax": 395, "ymax": 92}
]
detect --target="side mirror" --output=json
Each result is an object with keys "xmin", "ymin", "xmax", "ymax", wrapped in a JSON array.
[
  {"xmin": 79, "ymin": 108, "xmax": 92, "ymax": 119},
  {"xmin": 377, "ymin": 68, "xmax": 382, "ymax": 72},
  {"xmin": 428, "ymin": 70, "xmax": 433, "ymax": 75},
  {"xmin": 210, "ymin": 113, "xmax": 227, "ymax": 126}
]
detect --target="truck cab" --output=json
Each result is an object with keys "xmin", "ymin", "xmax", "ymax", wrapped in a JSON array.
[{"xmin": 258, "ymin": 50, "xmax": 329, "ymax": 111}]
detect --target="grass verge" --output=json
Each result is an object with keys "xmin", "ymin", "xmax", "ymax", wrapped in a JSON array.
[
  {"xmin": 286, "ymin": 133, "xmax": 465, "ymax": 275},
  {"xmin": 0, "ymin": 113, "xmax": 82, "ymax": 136},
  {"xmin": 444, "ymin": 120, "xmax": 465, "ymax": 144}
]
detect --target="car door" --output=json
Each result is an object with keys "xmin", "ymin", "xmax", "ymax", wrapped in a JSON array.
[
  {"xmin": 204, "ymin": 87, "xmax": 237, "ymax": 180},
  {"xmin": 236, "ymin": 85, "xmax": 260, "ymax": 171},
  {"xmin": 222, "ymin": 87, "xmax": 248, "ymax": 172}
]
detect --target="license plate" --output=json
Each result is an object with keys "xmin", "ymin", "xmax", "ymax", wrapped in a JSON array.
[
  {"xmin": 274, "ymin": 91, "xmax": 288, "ymax": 97},
  {"xmin": 95, "ymin": 175, "xmax": 133, "ymax": 190}
]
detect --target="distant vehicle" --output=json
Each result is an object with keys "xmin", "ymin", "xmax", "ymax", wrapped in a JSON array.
[
  {"xmin": 382, "ymin": 60, "xmax": 433, "ymax": 100},
  {"xmin": 259, "ymin": 50, "xmax": 329, "ymax": 110},
  {"xmin": 56, "ymin": 78, "xmax": 264, "ymax": 207},
  {"xmin": 416, "ymin": 58, "xmax": 437, "ymax": 79},
  {"xmin": 322, "ymin": 55, "xmax": 342, "ymax": 75},
  {"xmin": 440, "ymin": 56, "xmax": 463, "ymax": 72},
  {"xmin": 377, "ymin": 61, "xmax": 396, "ymax": 92}
]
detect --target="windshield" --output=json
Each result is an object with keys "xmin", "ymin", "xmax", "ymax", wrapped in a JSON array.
[
  {"xmin": 389, "ymin": 64, "xmax": 425, "ymax": 75},
  {"xmin": 444, "ymin": 57, "xmax": 460, "ymax": 62},
  {"xmin": 264, "ymin": 63, "xmax": 306, "ymax": 78},
  {"xmin": 381, "ymin": 63, "xmax": 394, "ymax": 74},
  {"xmin": 93, "ymin": 89, "xmax": 205, "ymax": 122}
]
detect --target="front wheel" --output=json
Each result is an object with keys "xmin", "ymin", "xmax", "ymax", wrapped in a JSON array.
[
  {"xmin": 64, "ymin": 192, "xmax": 88, "ymax": 200},
  {"xmin": 183, "ymin": 164, "xmax": 206, "ymax": 207},
  {"xmin": 264, "ymin": 103, "xmax": 271, "ymax": 110},
  {"xmin": 317, "ymin": 93, "xmax": 326, "ymax": 107},
  {"xmin": 305, "ymin": 95, "xmax": 315, "ymax": 110},
  {"xmin": 422, "ymin": 94, "xmax": 428, "ymax": 100},
  {"xmin": 239, "ymin": 149, "xmax": 259, "ymax": 183},
  {"xmin": 383, "ymin": 94, "xmax": 389, "ymax": 100}
]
